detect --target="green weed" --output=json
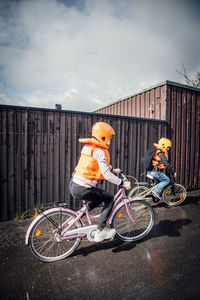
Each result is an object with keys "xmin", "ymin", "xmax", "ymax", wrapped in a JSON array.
[
  {"xmin": 13, "ymin": 210, "xmax": 29, "ymax": 223},
  {"xmin": 34, "ymin": 203, "xmax": 44, "ymax": 217}
]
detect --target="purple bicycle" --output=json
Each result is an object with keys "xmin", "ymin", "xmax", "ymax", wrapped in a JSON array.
[{"xmin": 25, "ymin": 174, "xmax": 155, "ymax": 262}]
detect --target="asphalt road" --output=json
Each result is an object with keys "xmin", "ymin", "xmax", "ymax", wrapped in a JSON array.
[{"xmin": 0, "ymin": 191, "xmax": 200, "ymax": 300}]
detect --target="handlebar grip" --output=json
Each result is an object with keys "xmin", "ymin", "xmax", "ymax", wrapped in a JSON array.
[{"xmin": 119, "ymin": 172, "xmax": 128, "ymax": 181}]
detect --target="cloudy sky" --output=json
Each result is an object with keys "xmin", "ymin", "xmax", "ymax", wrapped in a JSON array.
[{"xmin": 0, "ymin": 0, "xmax": 200, "ymax": 112}]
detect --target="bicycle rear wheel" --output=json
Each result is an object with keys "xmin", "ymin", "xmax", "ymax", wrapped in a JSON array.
[
  {"xmin": 162, "ymin": 183, "xmax": 187, "ymax": 206},
  {"xmin": 29, "ymin": 210, "xmax": 82, "ymax": 262},
  {"xmin": 111, "ymin": 200, "xmax": 155, "ymax": 242}
]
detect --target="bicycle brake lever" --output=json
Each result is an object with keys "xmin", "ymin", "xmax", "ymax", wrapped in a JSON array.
[{"xmin": 119, "ymin": 172, "xmax": 128, "ymax": 181}]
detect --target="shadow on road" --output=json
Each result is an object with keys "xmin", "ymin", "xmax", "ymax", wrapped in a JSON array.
[
  {"xmin": 149, "ymin": 218, "xmax": 192, "ymax": 238},
  {"xmin": 71, "ymin": 217, "xmax": 192, "ymax": 257},
  {"xmin": 150, "ymin": 194, "xmax": 200, "ymax": 209},
  {"xmin": 182, "ymin": 195, "xmax": 200, "ymax": 205}
]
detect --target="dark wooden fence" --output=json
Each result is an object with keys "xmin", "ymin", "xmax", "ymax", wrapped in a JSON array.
[{"xmin": 0, "ymin": 105, "xmax": 168, "ymax": 221}]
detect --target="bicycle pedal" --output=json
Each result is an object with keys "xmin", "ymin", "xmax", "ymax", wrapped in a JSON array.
[
  {"xmin": 152, "ymin": 198, "xmax": 160, "ymax": 203},
  {"xmin": 145, "ymin": 197, "xmax": 152, "ymax": 201}
]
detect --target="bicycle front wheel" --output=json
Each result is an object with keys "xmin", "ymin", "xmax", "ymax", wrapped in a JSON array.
[
  {"xmin": 162, "ymin": 183, "xmax": 187, "ymax": 206},
  {"xmin": 111, "ymin": 200, "xmax": 155, "ymax": 242},
  {"xmin": 128, "ymin": 185, "xmax": 149, "ymax": 198},
  {"xmin": 128, "ymin": 186, "xmax": 151, "ymax": 209},
  {"xmin": 29, "ymin": 210, "xmax": 82, "ymax": 262}
]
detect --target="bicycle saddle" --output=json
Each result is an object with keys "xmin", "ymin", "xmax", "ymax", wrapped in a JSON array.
[{"xmin": 146, "ymin": 174, "xmax": 154, "ymax": 180}]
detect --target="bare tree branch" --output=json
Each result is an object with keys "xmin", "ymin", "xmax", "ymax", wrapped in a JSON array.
[{"xmin": 176, "ymin": 63, "xmax": 200, "ymax": 88}]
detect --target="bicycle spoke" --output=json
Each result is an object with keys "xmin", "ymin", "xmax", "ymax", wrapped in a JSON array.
[
  {"xmin": 162, "ymin": 184, "xmax": 187, "ymax": 206},
  {"xmin": 112, "ymin": 200, "xmax": 155, "ymax": 242}
]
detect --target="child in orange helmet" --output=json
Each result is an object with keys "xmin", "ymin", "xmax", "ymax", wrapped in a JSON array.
[
  {"xmin": 148, "ymin": 138, "xmax": 175, "ymax": 199},
  {"xmin": 70, "ymin": 122, "xmax": 131, "ymax": 242}
]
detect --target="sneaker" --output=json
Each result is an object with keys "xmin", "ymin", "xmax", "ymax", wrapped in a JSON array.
[
  {"xmin": 94, "ymin": 228, "xmax": 116, "ymax": 242},
  {"xmin": 152, "ymin": 191, "xmax": 161, "ymax": 200}
]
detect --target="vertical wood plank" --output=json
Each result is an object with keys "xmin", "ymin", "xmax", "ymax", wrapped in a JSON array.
[
  {"xmin": 194, "ymin": 94, "xmax": 200, "ymax": 188},
  {"xmin": 189, "ymin": 92, "xmax": 195, "ymax": 188},
  {"xmin": 35, "ymin": 110, "xmax": 42, "ymax": 206},
  {"xmin": 48, "ymin": 112, "xmax": 54, "ymax": 204},
  {"xmin": 28, "ymin": 111, "xmax": 35, "ymax": 211},
  {"xmin": 41, "ymin": 111, "xmax": 48, "ymax": 206},
  {"xmin": 180, "ymin": 89, "xmax": 187, "ymax": 186},
  {"xmin": 53, "ymin": 112, "xmax": 60, "ymax": 202},
  {"xmin": 0, "ymin": 108, "xmax": 8, "ymax": 220},
  {"xmin": 175, "ymin": 88, "xmax": 182, "ymax": 183},
  {"xmin": 14, "ymin": 109, "xmax": 22, "ymax": 215},
  {"xmin": 185, "ymin": 92, "xmax": 191, "ymax": 188},
  {"xmin": 59, "ymin": 112, "xmax": 66, "ymax": 202},
  {"xmin": 7, "ymin": 109, "xmax": 15, "ymax": 219},
  {"xmin": 171, "ymin": 86, "xmax": 177, "ymax": 169}
]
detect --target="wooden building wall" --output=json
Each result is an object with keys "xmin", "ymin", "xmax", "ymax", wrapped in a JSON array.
[
  {"xmin": 95, "ymin": 84, "xmax": 167, "ymax": 120},
  {"xmin": 166, "ymin": 84, "xmax": 200, "ymax": 190}
]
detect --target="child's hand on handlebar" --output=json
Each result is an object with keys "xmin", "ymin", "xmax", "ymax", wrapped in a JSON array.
[
  {"xmin": 123, "ymin": 180, "xmax": 131, "ymax": 190},
  {"xmin": 119, "ymin": 172, "xmax": 131, "ymax": 189},
  {"xmin": 112, "ymin": 168, "xmax": 121, "ymax": 175}
]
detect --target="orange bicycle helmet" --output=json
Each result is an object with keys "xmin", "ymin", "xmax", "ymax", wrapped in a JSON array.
[
  {"xmin": 158, "ymin": 138, "xmax": 172, "ymax": 149},
  {"xmin": 92, "ymin": 122, "xmax": 115, "ymax": 148}
]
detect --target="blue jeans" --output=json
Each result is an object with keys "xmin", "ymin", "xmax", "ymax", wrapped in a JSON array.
[{"xmin": 147, "ymin": 170, "xmax": 170, "ymax": 195}]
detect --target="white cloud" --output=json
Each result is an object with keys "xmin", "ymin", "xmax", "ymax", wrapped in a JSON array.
[{"xmin": 0, "ymin": 0, "xmax": 200, "ymax": 111}]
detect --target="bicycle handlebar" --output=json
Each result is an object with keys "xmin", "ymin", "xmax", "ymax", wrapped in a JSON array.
[{"xmin": 119, "ymin": 172, "xmax": 128, "ymax": 181}]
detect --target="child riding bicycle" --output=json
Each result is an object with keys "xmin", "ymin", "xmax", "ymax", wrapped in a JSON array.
[
  {"xmin": 147, "ymin": 138, "xmax": 175, "ymax": 200},
  {"xmin": 70, "ymin": 122, "xmax": 131, "ymax": 242}
]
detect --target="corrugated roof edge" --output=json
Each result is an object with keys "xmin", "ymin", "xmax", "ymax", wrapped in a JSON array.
[
  {"xmin": 0, "ymin": 103, "xmax": 168, "ymax": 123},
  {"xmin": 94, "ymin": 80, "xmax": 200, "ymax": 111}
]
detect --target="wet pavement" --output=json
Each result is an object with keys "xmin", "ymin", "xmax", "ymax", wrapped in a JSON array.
[{"xmin": 0, "ymin": 191, "xmax": 200, "ymax": 300}]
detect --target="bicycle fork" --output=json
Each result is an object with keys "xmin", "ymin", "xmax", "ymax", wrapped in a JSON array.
[{"xmin": 124, "ymin": 201, "xmax": 136, "ymax": 224}]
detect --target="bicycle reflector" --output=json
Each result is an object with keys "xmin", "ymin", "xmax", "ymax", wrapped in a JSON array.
[
  {"xmin": 35, "ymin": 228, "xmax": 42, "ymax": 237},
  {"xmin": 118, "ymin": 211, "xmax": 123, "ymax": 218},
  {"xmin": 180, "ymin": 194, "xmax": 183, "ymax": 200}
]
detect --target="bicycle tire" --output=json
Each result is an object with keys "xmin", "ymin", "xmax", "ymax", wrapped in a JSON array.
[
  {"xmin": 29, "ymin": 210, "xmax": 82, "ymax": 262},
  {"xmin": 128, "ymin": 186, "xmax": 151, "ymax": 209},
  {"xmin": 111, "ymin": 200, "xmax": 155, "ymax": 242},
  {"xmin": 162, "ymin": 183, "xmax": 187, "ymax": 206}
]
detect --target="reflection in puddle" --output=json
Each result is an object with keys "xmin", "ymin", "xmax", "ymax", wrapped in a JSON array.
[
  {"xmin": 151, "ymin": 249, "xmax": 164, "ymax": 283},
  {"xmin": 26, "ymin": 291, "xmax": 30, "ymax": 300}
]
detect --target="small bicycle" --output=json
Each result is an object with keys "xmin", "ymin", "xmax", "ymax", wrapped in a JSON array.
[
  {"xmin": 25, "ymin": 173, "xmax": 155, "ymax": 262},
  {"xmin": 128, "ymin": 173, "xmax": 187, "ymax": 207}
]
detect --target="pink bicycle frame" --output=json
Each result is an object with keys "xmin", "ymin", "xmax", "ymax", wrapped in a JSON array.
[
  {"xmin": 61, "ymin": 187, "xmax": 138, "ymax": 239},
  {"xmin": 25, "ymin": 188, "xmax": 141, "ymax": 244}
]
